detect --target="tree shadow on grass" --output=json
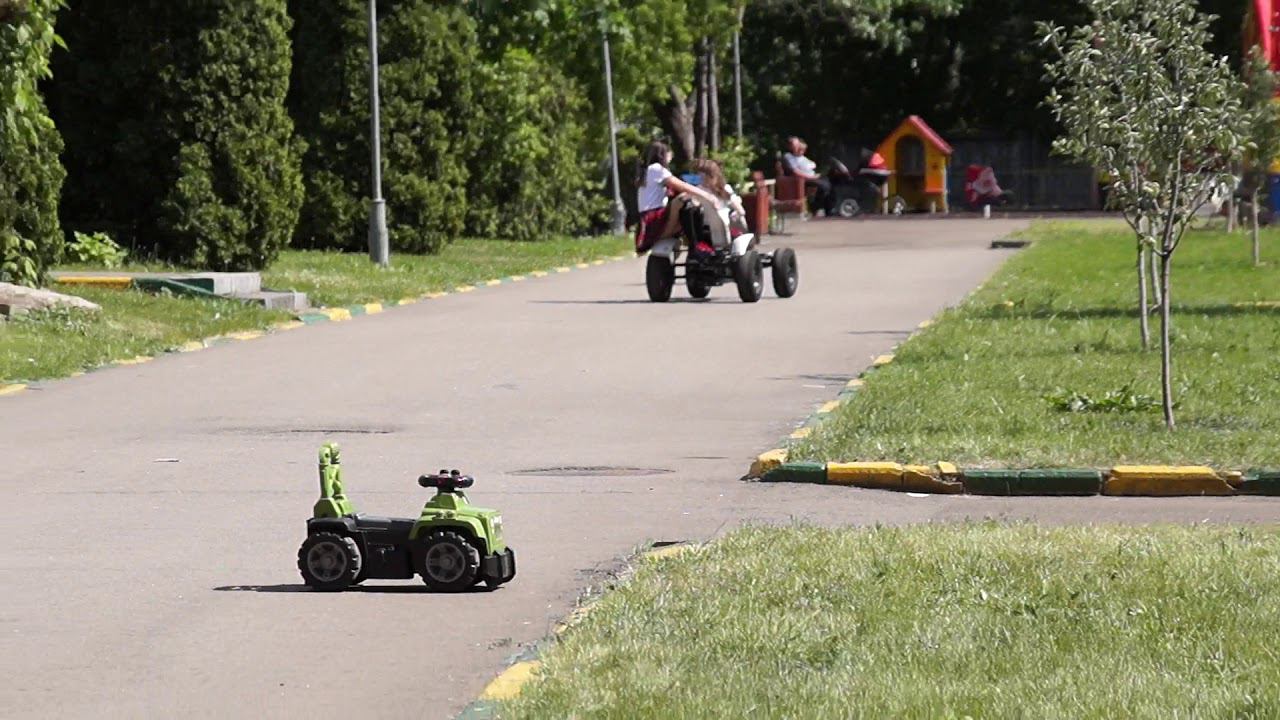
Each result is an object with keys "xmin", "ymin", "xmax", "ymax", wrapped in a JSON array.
[{"xmin": 214, "ymin": 583, "xmax": 494, "ymax": 594}]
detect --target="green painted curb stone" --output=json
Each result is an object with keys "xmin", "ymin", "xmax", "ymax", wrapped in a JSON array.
[
  {"xmin": 1015, "ymin": 469, "xmax": 1103, "ymax": 496},
  {"xmin": 348, "ymin": 304, "xmax": 367, "ymax": 316},
  {"xmin": 297, "ymin": 313, "xmax": 329, "ymax": 325},
  {"xmin": 1240, "ymin": 470, "xmax": 1280, "ymax": 496},
  {"xmin": 961, "ymin": 469, "xmax": 1018, "ymax": 495},
  {"xmin": 762, "ymin": 462, "xmax": 828, "ymax": 484}
]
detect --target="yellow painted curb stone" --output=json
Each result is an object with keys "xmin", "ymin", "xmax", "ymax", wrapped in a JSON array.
[
  {"xmin": 1104, "ymin": 465, "xmax": 1234, "ymax": 496},
  {"xmin": 177, "ymin": 341, "xmax": 206, "ymax": 353},
  {"xmin": 530, "ymin": 270, "xmax": 549, "ymax": 278},
  {"xmin": 575, "ymin": 262, "xmax": 590, "ymax": 269},
  {"xmin": 114, "ymin": 356, "xmax": 154, "ymax": 366},
  {"xmin": 456, "ymin": 285, "xmax": 476, "ymax": 293},
  {"xmin": 846, "ymin": 378, "xmax": 864, "ymax": 389},
  {"xmin": 509, "ymin": 275, "xmax": 526, "ymax": 282},
  {"xmin": 480, "ymin": 660, "xmax": 542, "ymax": 701},
  {"xmin": 52, "ymin": 276, "xmax": 133, "ymax": 288},
  {"xmin": 555, "ymin": 266, "xmax": 572, "ymax": 273},
  {"xmin": 827, "ymin": 462, "xmax": 903, "ymax": 488},
  {"xmin": 873, "ymin": 354, "xmax": 895, "ymax": 367},
  {"xmin": 817, "ymin": 400, "xmax": 841, "ymax": 414},
  {"xmin": 274, "ymin": 320, "xmax": 305, "ymax": 331},
  {"xmin": 225, "ymin": 331, "xmax": 263, "ymax": 341},
  {"xmin": 903, "ymin": 464, "xmax": 964, "ymax": 494},
  {"xmin": 485, "ymin": 279, "xmax": 502, "ymax": 287},
  {"xmin": 789, "ymin": 427, "xmax": 812, "ymax": 440},
  {"xmin": 319, "ymin": 308, "xmax": 352, "ymax": 321},
  {"xmin": 398, "ymin": 297, "xmax": 418, "ymax": 306},
  {"xmin": 591, "ymin": 259, "xmax": 605, "ymax": 266},
  {"xmin": 917, "ymin": 319, "xmax": 934, "ymax": 329},
  {"xmin": 645, "ymin": 544, "xmax": 696, "ymax": 561},
  {"xmin": 363, "ymin": 303, "xmax": 383, "ymax": 314},
  {"xmin": 937, "ymin": 461, "xmax": 959, "ymax": 476},
  {"xmin": 0, "ymin": 384, "xmax": 27, "ymax": 396},
  {"xmin": 425, "ymin": 291, "xmax": 449, "ymax": 299},
  {"xmin": 749, "ymin": 449, "xmax": 788, "ymax": 478},
  {"xmin": 553, "ymin": 604, "xmax": 597, "ymax": 636}
]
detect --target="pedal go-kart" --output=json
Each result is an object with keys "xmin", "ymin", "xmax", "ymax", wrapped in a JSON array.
[
  {"xmin": 645, "ymin": 198, "xmax": 799, "ymax": 303},
  {"xmin": 297, "ymin": 443, "xmax": 516, "ymax": 592}
]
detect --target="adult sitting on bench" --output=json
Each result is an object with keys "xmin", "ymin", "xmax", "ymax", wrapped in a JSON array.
[{"xmin": 782, "ymin": 136, "xmax": 833, "ymax": 217}]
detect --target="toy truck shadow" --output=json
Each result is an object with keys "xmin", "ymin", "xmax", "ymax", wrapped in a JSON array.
[{"xmin": 295, "ymin": 444, "xmax": 516, "ymax": 592}]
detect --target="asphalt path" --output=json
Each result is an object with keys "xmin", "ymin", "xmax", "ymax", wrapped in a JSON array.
[{"xmin": 4, "ymin": 218, "xmax": 1275, "ymax": 718}]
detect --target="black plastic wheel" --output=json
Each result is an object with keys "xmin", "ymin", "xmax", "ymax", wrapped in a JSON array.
[
  {"xmin": 417, "ymin": 531, "xmax": 481, "ymax": 592},
  {"xmin": 298, "ymin": 532, "xmax": 362, "ymax": 591},
  {"xmin": 734, "ymin": 250, "xmax": 763, "ymax": 303},
  {"xmin": 646, "ymin": 254, "xmax": 674, "ymax": 302},
  {"xmin": 687, "ymin": 272, "xmax": 712, "ymax": 299},
  {"xmin": 771, "ymin": 248, "xmax": 799, "ymax": 298},
  {"xmin": 836, "ymin": 197, "xmax": 860, "ymax": 218}
]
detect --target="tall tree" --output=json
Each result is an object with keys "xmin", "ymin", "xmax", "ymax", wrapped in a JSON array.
[
  {"xmin": 1, "ymin": 0, "xmax": 65, "ymax": 286},
  {"xmin": 1044, "ymin": 0, "xmax": 1247, "ymax": 430}
]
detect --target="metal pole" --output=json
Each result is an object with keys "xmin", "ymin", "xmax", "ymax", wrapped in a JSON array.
[
  {"xmin": 367, "ymin": 0, "xmax": 389, "ymax": 266},
  {"xmin": 602, "ymin": 29, "xmax": 626, "ymax": 236},
  {"xmin": 733, "ymin": 27, "xmax": 743, "ymax": 139}
]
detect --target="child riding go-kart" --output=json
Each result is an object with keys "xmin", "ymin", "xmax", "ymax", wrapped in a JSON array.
[{"xmin": 644, "ymin": 195, "xmax": 798, "ymax": 303}]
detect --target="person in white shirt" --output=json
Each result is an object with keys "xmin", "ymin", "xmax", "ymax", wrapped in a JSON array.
[
  {"xmin": 782, "ymin": 136, "xmax": 832, "ymax": 216},
  {"xmin": 635, "ymin": 140, "xmax": 723, "ymax": 255}
]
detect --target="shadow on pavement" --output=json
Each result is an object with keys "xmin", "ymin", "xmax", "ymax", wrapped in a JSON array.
[{"xmin": 214, "ymin": 584, "xmax": 494, "ymax": 594}]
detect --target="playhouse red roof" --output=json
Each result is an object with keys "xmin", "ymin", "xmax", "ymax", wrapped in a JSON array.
[{"xmin": 893, "ymin": 115, "xmax": 953, "ymax": 155}]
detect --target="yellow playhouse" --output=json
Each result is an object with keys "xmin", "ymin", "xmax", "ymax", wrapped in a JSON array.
[{"xmin": 875, "ymin": 115, "xmax": 953, "ymax": 213}]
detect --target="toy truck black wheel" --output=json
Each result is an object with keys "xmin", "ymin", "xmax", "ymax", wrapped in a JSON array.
[
  {"xmin": 836, "ymin": 197, "xmax": 861, "ymax": 218},
  {"xmin": 646, "ymin": 255, "xmax": 675, "ymax": 302},
  {"xmin": 298, "ymin": 532, "xmax": 363, "ymax": 591},
  {"xmin": 417, "ymin": 531, "xmax": 481, "ymax": 592},
  {"xmin": 734, "ymin": 250, "xmax": 763, "ymax": 303},
  {"xmin": 771, "ymin": 248, "xmax": 799, "ymax": 298}
]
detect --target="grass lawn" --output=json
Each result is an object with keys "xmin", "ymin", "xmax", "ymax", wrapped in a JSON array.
[
  {"xmin": 792, "ymin": 220, "xmax": 1280, "ymax": 468},
  {"xmin": 0, "ymin": 288, "xmax": 287, "ymax": 383},
  {"xmin": 263, "ymin": 236, "xmax": 632, "ymax": 307},
  {"xmin": 4, "ymin": 236, "xmax": 630, "ymax": 384},
  {"xmin": 507, "ymin": 524, "xmax": 1280, "ymax": 719}
]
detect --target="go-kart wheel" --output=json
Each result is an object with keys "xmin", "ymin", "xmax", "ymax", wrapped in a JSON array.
[
  {"xmin": 417, "ymin": 531, "xmax": 480, "ymax": 592},
  {"xmin": 887, "ymin": 195, "xmax": 908, "ymax": 215},
  {"xmin": 298, "ymin": 532, "xmax": 362, "ymax": 591},
  {"xmin": 646, "ymin": 254, "xmax": 674, "ymax": 302},
  {"xmin": 837, "ymin": 197, "xmax": 860, "ymax": 218},
  {"xmin": 771, "ymin": 248, "xmax": 799, "ymax": 298},
  {"xmin": 687, "ymin": 273, "xmax": 712, "ymax": 299},
  {"xmin": 734, "ymin": 250, "xmax": 763, "ymax": 303}
]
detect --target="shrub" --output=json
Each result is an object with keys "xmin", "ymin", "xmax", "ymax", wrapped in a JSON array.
[
  {"xmin": 466, "ymin": 49, "xmax": 602, "ymax": 241},
  {"xmin": 289, "ymin": 0, "xmax": 476, "ymax": 254},
  {"xmin": 67, "ymin": 231, "xmax": 127, "ymax": 268},
  {"xmin": 48, "ymin": 0, "xmax": 303, "ymax": 271},
  {"xmin": 0, "ymin": 0, "xmax": 65, "ymax": 285}
]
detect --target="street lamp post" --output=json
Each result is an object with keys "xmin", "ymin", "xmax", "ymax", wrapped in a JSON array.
[
  {"xmin": 366, "ymin": 0, "xmax": 389, "ymax": 267},
  {"xmin": 602, "ymin": 28, "xmax": 626, "ymax": 236}
]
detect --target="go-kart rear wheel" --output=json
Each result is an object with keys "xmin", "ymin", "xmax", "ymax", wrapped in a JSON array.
[
  {"xmin": 771, "ymin": 248, "xmax": 799, "ymax": 298},
  {"xmin": 836, "ymin": 197, "xmax": 861, "ymax": 218},
  {"xmin": 734, "ymin": 250, "xmax": 763, "ymax": 303},
  {"xmin": 298, "ymin": 532, "xmax": 362, "ymax": 591},
  {"xmin": 418, "ymin": 530, "xmax": 480, "ymax": 592},
  {"xmin": 687, "ymin": 272, "xmax": 712, "ymax": 299},
  {"xmin": 646, "ymin": 254, "xmax": 674, "ymax": 302}
]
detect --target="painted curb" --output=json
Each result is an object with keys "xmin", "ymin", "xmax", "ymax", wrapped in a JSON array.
[
  {"xmin": 5, "ymin": 253, "xmax": 635, "ymax": 397},
  {"xmin": 752, "ymin": 462, "xmax": 1268, "ymax": 498}
]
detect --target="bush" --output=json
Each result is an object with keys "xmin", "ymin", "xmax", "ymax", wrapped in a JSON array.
[
  {"xmin": 48, "ymin": 0, "xmax": 303, "ymax": 271},
  {"xmin": 0, "ymin": 0, "xmax": 65, "ymax": 286},
  {"xmin": 67, "ymin": 231, "xmax": 127, "ymax": 268},
  {"xmin": 466, "ymin": 49, "xmax": 603, "ymax": 241},
  {"xmin": 289, "ymin": 0, "xmax": 476, "ymax": 254}
]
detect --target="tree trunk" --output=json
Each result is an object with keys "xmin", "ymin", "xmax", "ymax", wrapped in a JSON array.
[
  {"xmin": 1137, "ymin": 242, "xmax": 1150, "ymax": 350},
  {"xmin": 1253, "ymin": 188, "xmax": 1262, "ymax": 266},
  {"xmin": 1226, "ymin": 182, "xmax": 1236, "ymax": 232},
  {"xmin": 708, "ymin": 43, "xmax": 720, "ymax": 153},
  {"xmin": 1159, "ymin": 251, "xmax": 1175, "ymax": 430},
  {"xmin": 654, "ymin": 86, "xmax": 696, "ymax": 165}
]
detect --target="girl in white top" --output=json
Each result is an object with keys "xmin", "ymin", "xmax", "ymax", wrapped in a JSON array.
[{"xmin": 634, "ymin": 140, "xmax": 722, "ymax": 254}]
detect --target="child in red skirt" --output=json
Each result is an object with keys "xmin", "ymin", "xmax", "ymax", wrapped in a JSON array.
[{"xmin": 635, "ymin": 140, "xmax": 724, "ymax": 255}]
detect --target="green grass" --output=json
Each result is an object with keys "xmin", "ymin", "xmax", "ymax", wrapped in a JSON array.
[
  {"xmin": 793, "ymin": 220, "xmax": 1280, "ymax": 468},
  {"xmin": 5, "ymin": 236, "xmax": 629, "ymax": 383},
  {"xmin": 507, "ymin": 524, "xmax": 1280, "ymax": 719},
  {"xmin": 263, "ymin": 236, "xmax": 631, "ymax": 307},
  {"xmin": 0, "ymin": 288, "xmax": 286, "ymax": 383}
]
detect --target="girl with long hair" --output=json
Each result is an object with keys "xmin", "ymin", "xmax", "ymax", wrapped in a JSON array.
[{"xmin": 634, "ymin": 140, "xmax": 722, "ymax": 254}]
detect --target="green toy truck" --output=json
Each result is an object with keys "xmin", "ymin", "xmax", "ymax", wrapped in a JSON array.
[{"xmin": 297, "ymin": 443, "xmax": 516, "ymax": 592}]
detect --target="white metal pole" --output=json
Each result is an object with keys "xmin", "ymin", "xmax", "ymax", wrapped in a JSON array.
[{"xmin": 603, "ymin": 29, "xmax": 626, "ymax": 235}]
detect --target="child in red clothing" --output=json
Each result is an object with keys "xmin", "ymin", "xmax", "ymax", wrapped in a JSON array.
[{"xmin": 635, "ymin": 141, "xmax": 723, "ymax": 255}]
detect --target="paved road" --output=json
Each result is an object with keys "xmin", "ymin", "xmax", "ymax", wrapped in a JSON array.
[{"xmin": 4, "ymin": 219, "xmax": 1276, "ymax": 719}]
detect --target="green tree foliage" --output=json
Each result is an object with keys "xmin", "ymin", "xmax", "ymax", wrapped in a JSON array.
[
  {"xmin": 289, "ymin": 0, "xmax": 475, "ymax": 254},
  {"xmin": 1043, "ymin": 0, "xmax": 1246, "ymax": 429},
  {"xmin": 48, "ymin": 0, "xmax": 302, "ymax": 270},
  {"xmin": 0, "ymin": 0, "xmax": 65, "ymax": 286},
  {"xmin": 467, "ymin": 49, "xmax": 602, "ymax": 241}
]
